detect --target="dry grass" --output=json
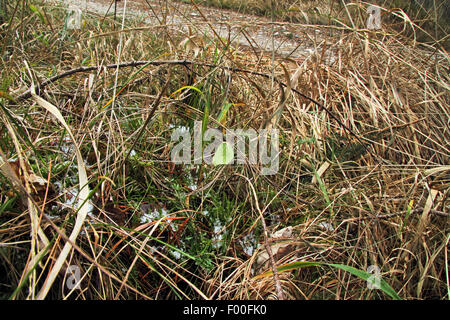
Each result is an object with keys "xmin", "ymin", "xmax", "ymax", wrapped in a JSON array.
[
  {"xmin": 0, "ymin": 0, "xmax": 448, "ymax": 300},
  {"xmin": 183, "ymin": 0, "xmax": 449, "ymax": 47}
]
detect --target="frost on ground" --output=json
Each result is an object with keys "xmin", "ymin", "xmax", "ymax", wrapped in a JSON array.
[{"xmin": 140, "ymin": 206, "xmax": 169, "ymax": 223}]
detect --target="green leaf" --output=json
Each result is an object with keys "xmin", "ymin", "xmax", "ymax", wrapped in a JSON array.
[
  {"xmin": 0, "ymin": 196, "xmax": 17, "ymax": 217},
  {"xmin": 253, "ymin": 261, "xmax": 402, "ymax": 300},
  {"xmin": 212, "ymin": 142, "xmax": 234, "ymax": 166},
  {"xmin": 327, "ymin": 263, "xmax": 402, "ymax": 300},
  {"xmin": 29, "ymin": 4, "xmax": 46, "ymax": 24},
  {"xmin": 217, "ymin": 103, "xmax": 232, "ymax": 125},
  {"xmin": 171, "ymin": 85, "xmax": 204, "ymax": 98}
]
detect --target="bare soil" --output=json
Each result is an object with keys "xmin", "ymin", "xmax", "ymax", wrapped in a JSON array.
[{"xmin": 57, "ymin": 0, "xmax": 330, "ymax": 61}]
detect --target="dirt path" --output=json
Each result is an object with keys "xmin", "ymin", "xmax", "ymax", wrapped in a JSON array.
[{"xmin": 55, "ymin": 0, "xmax": 329, "ymax": 61}]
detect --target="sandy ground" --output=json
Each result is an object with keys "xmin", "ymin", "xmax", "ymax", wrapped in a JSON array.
[{"xmin": 53, "ymin": 0, "xmax": 330, "ymax": 61}]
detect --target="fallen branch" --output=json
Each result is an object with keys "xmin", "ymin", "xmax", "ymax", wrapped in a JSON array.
[{"xmin": 15, "ymin": 59, "xmax": 373, "ymax": 157}]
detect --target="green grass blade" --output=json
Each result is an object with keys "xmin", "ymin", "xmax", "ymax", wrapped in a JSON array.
[
  {"xmin": 216, "ymin": 102, "xmax": 232, "ymax": 124},
  {"xmin": 253, "ymin": 261, "xmax": 402, "ymax": 300},
  {"xmin": 327, "ymin": 263, "xmax": 402, "ymax": 300},
  {"xmin": 171, "ymin": 85, "xmax": 204, "ymax": 98},
  {"xmin": 29, "ymin": 4, "xmax": 46, "ymax": 24}
]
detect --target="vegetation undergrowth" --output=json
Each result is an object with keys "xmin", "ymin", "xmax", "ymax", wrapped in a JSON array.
[
  {"xmin": 180, "ymin": 0, "xmax": 449, "ymax": 48},
  {"xmin": 0, "ymin": 0, "xmax": 448, "ymax": 300}
]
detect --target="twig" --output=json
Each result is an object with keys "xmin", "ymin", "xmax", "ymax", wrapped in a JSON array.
[
  {"xmin": 411, "ymin": 207, "xmax": 448, "ymax": 217},
  {"xmin": 343, "ymin": 206, "xmax": 449, "ymax": 222},
  {"xmin": 114, "ymin": 0, "xmax": 118, "ymax": 26},
  {"xmin": 124, "ymin": 69, "xmax": 171, "ymax": 162},
  {"xmin": 15, "ymin": 60, "xmax": 371, "ymax": 155}
]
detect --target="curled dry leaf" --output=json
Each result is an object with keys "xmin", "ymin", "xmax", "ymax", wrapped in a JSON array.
[
  {"xmin": 254, "ymin": 226, "xmax": 297, "ymax": 274},
  {"xmin": 1, "ymin": 159, "xmax": 56, "ymax": 208}
]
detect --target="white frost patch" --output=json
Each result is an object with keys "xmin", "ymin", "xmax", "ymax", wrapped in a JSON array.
[
  {"xmin": 54, "ymin": 181, "xmax": 62, "ymax": 191},
  {"xmin": 46, "ymin": 210, "xmax": 59, "ymax": 220},
  {"xmin": 171, "ymin": 250, "xmax": 181, "ymax": 260},
  {"xmin": 62, "ymin": 188, "xmax": 78, "ymax": 207},
  {"xmin": 85, "ymin": 201, "xmax": 95, "ymax": 217},
  {"xmin": 185, "ymin": 170, "xmax": 198, "ymax": 191},
  {"xmin": 239, "ymin": 232, "xmax": 257, "ymax": 256},
  {"xmin": 148, "ymin": 246, "xmax": 159, "ymax": 254},
  {"xmin": 212, "ymin": 219, "xmax": 224, "ymax": 249},
  {"xmin": 140, "ymin": 207, "xmax": 169, "ymax": 224},
  {"xmin": 318, "ymin": 221, "xmax": 335, "ymax": 232},
  {"xmin": 60, "ymin": 134, "xmax": 74, "ymax": 154},
  {"xmin": 59, "ymin": 187, "xmax": 94, "ymax": 217}
]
